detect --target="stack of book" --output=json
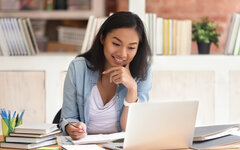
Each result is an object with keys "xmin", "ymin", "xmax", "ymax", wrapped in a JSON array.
[
  {"xmin": 0, "ymin": 123, "xmax": 60, "ymax": 149},
  {"xmin": 191, "ymin": 124, "xmax": 240, "ymax": 149},
  {"xmin": 145, "ymin": 13, "xmax": 192, "ymax": 55},
  {"xmin": 0, "ymin": 18, "xmax": 39, "ymax": 56},
  {"xmin": 81, "ymin": 13, "xmax": 192, "ymax": 56}
]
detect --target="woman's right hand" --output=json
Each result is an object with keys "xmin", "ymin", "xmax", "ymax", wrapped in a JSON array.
[{"xmin": 65, "ymin": 122, "xmax": 87, "ymax": 140}]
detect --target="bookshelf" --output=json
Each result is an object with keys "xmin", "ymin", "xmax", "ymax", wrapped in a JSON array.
[
  {"xmin": 0, "ymin": 0, "xmax": 105, "ymax": 53},
  {"xmin": 1, "ymin": 55, "xmax": 240, "ymax": 128}
]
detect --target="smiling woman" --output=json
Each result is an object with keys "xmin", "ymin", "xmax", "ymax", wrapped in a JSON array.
[{"xmin": 59, "ymin": 11, "xmax": 152, "ymax": 140}]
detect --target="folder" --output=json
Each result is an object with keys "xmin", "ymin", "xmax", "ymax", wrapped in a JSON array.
[{"xmin": 193, "ymin": 124, "xmax": 239, "ymax": 141}]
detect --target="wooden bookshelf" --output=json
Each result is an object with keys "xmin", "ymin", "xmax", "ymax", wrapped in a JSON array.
[{"xmin": 0, "ymin": 0, "xmax": 105, "ymax": 53}]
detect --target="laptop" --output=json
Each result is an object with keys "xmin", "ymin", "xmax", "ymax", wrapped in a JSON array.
[{"xmin": 103, "ymin": 100, "xmax": 198, "ymax": 150}]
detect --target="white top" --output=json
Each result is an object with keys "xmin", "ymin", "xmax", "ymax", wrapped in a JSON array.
[{"xmin": 87, "ymin": 85, "xmax": 118, "ymax": 134}]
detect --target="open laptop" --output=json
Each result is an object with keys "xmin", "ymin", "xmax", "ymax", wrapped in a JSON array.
[{"xmin": 103, "ymin": 100, "xmax": 199, "ymax": 150}]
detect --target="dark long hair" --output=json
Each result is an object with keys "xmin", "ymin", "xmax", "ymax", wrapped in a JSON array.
[{"xmin": 78, "ymin": 11, "xmax": 152, "ymax": 81}]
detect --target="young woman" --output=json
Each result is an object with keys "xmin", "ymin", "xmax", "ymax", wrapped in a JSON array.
[{"xmin": 60, "ymin": 11, "xmax": 152, "ymax": 140}]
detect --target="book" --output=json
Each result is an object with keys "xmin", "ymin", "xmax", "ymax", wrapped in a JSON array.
[
  {"xmin": 17, "ymin": 18, "xmax": 31, "ymax": 55},
  {"xmin": 193, "ymin": 124, "xmax": 239, "ymax": 142},
  {"xmin": 81, "ymin": 15, "xmax": 95, "ymax": 54},
  {"xmin": 1, "ymin": 18, "xmax": 14, "ymax": 56},
  {"xmin": 11, "ymin": 18, "xmax": 28, "ymax": 55},
  {"xmin": 26, "ymin": 18, "xmax": 39, "ymax": 54},
  {"xmin": 0, "ymin": 139, "xmax": 56, "ymax": 149},
  {"xmin": 0, "ymin": 17, "xmax": 39, "ymax": 56},
  {"xmin": 156, "ymin": 17, "xmax": 163, "ymax": 55},
  {"xmin": 14, "ymin": 123, "xmax": 58, "ymax": 134},
  {"xmin": 61, "ymin": 145, "xmax": 104, "ymax": 150},
  {"xmin": 225, "ymin": 13, "xmax": 240, "ymax": 55},
  {"xmin": 192, "ymin": 135, "xmax": 240, "ymax": 149},
  {"xmin": 86, "ymin": 16, "xmax": 97, "ymax": 52},
  {"xmin": 21, "ymin": 18, "xmax": 36, "ymax": 55},
  {"xmin": 68, "ymin": 132, "xmax": 125, "ymax": 145},
  {"xmin": 232, "ymin": 18, "xmax": 240, "ymax": 55},
  {"xmin": 37, "ymin": 146, "xmax": 60, "ymax": 150},
  {"xmin": 5, "ymin": 134, "xmax": 56, "ymax": 143},
  {"xmin": 0, "ymin": 19, "xmax": 10, "ymax": 56},
  {"xmin": 9, "ymin": 129, "xmax": 60, "ymax": 138},
  {"xmin": 37, "ymin": 147, "xmax": 60, "ymax": 150}
]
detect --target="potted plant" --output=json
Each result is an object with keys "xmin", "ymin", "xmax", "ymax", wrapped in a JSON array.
[{"xmin": 192, "ymin": 17, "xmax": 220, "ymax": 54}]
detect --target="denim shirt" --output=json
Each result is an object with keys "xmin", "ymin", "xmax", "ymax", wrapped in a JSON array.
[{"xmin": 59, "ymin": 57, "xmax": 152, "ymax": 135}]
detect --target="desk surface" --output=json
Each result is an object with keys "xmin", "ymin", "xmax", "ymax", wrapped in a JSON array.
[{"xmin": 1, "ymin": 136, "xmax": 240, "ymax": 150}]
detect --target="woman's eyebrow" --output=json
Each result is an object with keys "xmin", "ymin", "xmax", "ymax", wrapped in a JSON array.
[
  {"xmin": 113, "ymin": 37, "xmax": 138, "ymax": 45},
  {"xmin": 129, "ymin": 42, "xmax": 138, "ymax": 45},
  {"xmin": 112, "ymin": 37, "xmax": 122, "ymax": 43}
]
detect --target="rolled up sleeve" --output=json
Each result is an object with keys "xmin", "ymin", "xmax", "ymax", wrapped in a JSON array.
[{"xmin": 60, "ymin": 62, "xmax": 80, "ymax": 135}]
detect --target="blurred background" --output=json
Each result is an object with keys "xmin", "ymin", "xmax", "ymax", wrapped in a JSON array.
[{"xmin": 0, "ymin": 0, "xmax": 239, "ymax": 54}]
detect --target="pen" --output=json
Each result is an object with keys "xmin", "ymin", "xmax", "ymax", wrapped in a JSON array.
[
  {"xmin": 62, "ymin": 118, "xmax": 86, "ymax": 133},
  {"xmin": 20, "ymin": 109, "xmax": 25, "ymax": 119},
  {"xmin": 15, "ymin": 114, "xmax": 19, "ymax": 127},
  {"xmin": 12, "ymin": 111, "xmax": 16, "ymax": 119},
  {"xmin": 8, "ymin": 110, "xmax": 11, "ymax": 120},
  {"xmin": 11, "ymin": 111, "xmax": 16, "ymax": 125}
]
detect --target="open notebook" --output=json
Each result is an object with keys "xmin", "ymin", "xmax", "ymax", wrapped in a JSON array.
[{"xmin": 68, "ymin": 132, "xmax": 125, "ymax": 145}]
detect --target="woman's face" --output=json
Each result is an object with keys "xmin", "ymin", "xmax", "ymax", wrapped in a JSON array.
[{"xmin": 101, "ymin": 28, "xmax": 139, "ymax": 69}]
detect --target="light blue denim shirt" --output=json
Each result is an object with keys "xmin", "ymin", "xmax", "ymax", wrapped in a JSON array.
[{"xmin": 60, "ymin": 57, "xmax": 152, "ymax": 135}]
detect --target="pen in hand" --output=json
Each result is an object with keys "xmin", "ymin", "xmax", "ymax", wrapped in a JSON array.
[{"xmin": 62, "ymin": 118, "xmax": 86, "ymax": 133}]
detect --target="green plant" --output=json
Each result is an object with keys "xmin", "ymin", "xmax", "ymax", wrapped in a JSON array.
[{"xmin": 192, "ymin": 17, "xmax": 220, "ymax": 47}]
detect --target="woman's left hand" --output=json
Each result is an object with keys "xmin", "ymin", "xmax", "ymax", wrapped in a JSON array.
[{"xmin": 102, "ymin": 64, "xmax": 137, "ymax": 90}]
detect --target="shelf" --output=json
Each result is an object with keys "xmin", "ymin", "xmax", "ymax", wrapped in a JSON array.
[
  {"xmin": 1, "ymin": 54, "xmax": 240, "ymax": 70},
  {"xmin": 0, "ymin": 10, "xmax": 103, "ymax": 20},
  {"xmin": 0, "ymin": 0, "xmax": 105, "ymax": 20}
]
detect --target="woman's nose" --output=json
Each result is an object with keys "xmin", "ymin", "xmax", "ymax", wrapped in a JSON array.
[{"xmin": 118, "ymin": 47, "xmax": 127, "ymax": 58}]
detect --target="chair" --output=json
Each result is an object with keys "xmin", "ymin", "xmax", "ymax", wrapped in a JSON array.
[{"xmin": 52, "ymin": 109, "xmax": 61, "ymax": 128}]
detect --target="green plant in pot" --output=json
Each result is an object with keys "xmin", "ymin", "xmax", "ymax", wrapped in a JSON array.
[{"xmin": 192, "ymin": 17, "xmax": 220, "ymax": 54}]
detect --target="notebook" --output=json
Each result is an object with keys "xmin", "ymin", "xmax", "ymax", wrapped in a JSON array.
[
  {"xmin": 14, "ymin": 123, "xmax": 58, "ymax": 134},
  {"xmin": 103, "ymin": 100, "xmax": 199, "ymax": 150}
]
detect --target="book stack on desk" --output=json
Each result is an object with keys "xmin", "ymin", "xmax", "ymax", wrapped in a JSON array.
[
  {"xmin": 0, "ymin": 123, "xmax": 61, "ymax": 149},
  {"xmin": 191, "ymin": 124, "xmax": 240, "ymax": 149}
]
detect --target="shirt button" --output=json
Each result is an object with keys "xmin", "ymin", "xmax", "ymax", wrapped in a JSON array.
[{"xmin": 116, "ymin": 96, "xmax": 119, "ymax": 99}]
